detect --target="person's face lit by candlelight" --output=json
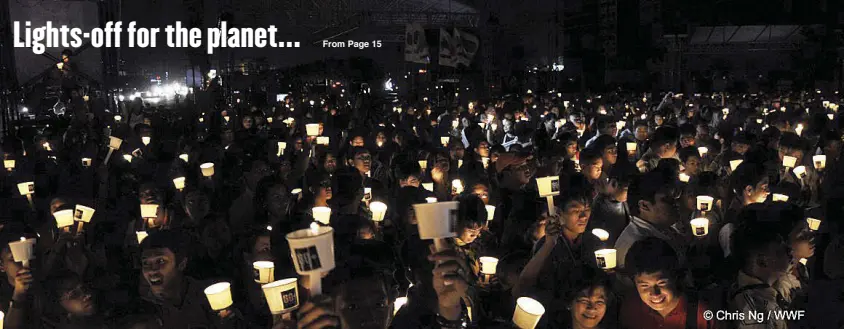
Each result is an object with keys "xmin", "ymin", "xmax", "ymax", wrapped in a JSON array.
[
  {"xmin": 183, "ymin": 191, "xmax": 210, "ymax": 224},
  {"xmin": 458, "ymin": 223, "xmax": 483, "ymax": 245},
  {"xmin": 602, "ymin": 145, "xmax": 617, "ymax": 165},
  {"xmin": 314, "ymin": 179, "xmax": 333, "ymax": 201},
  {"xmin": 351, "ymin": 136, "xmax": 365, "ymax": 147},
  {"xmin": 680, "ymin": 134, "xmax": 695, "ymax": 148},
  {"xmin": 502, "ymin": 119, "xmax": 514, "ymax": 134},
  {"xmin": 399, "ymin": 174, "xmax": 420, "ymax": 188},
  {"xmin": 683, "ymin": 156, "xmax": 701, "ymax": 176},
  {"xmin": 318, "ymin": 123, "xmax": 325, "ymax": 136},
  {"xmin": 294, "ymin": 138, "xmax": 304, "ymax": 152},
  {"xmin": 139, "ymin": 185, "xmax": 161, "ymax": 205},
  {"xmin": 335, "ymin": 277, "xmax": 391, "ymax": 329},
  {"xmin": 250, "ymin": 235, "xmax": 272, "ymax": 262},
  {"xmin": 472, "ymin": 184, "xmax": 489, "ymax": 204},
  {"xmin": 50, "ymin": 197, "xmax": 68, "ymax": 215},
  {"xmin": 582, "ymin": 158, "xmax": 603, "ymax": 181},
  {"xmin": 449, "ymin": 143, "xmax": 465, "ymax": 161},
  {"xmin": 635, "ymin": 125, "xmax": 649, "ymax": 142},
  {"xmin": 265, "ymin": 184, "xmax": 290, "ymax": 219},
  {"xmin": 564, "ymin": 141, "xmax": 578, "ymax": 159},
  {"xmin": 141, "ymin": 248, "xmax": 186, "ymax": 299},
  {"xmin": 475, "ymin": 141, "xmax": 490, "ymax": 158},
  {"xmin": 0, "ymin": 248, "xmax": 24, "ymax": 287},
  {"xmin": 635, "ymin": 271, "xmax": 679, "ymax": 316},
  {"xmin": 560, "ymin": 200, "xmax": 591, "ymax": 238},
  {"xmin": 571, "ymin": 286, "xmax": 608, "ymax": 329},
  {"xmin": 350, "ymin": 151, "xmax": 372, "ymax": 175},
  {"xmin": 242, "ymin": 116, "xmax": 254, "ymax": 130},
  {"xmin": 58, "ymin": 279, "xmax": 96, "ymax": 317},
  {"xmin": 461, "ymin": 117, "xmax": 471, "ymax": 129},
  {"xmin": 654, "ymin": 115, "xmax": 664, "ymax": 126},
  {"xmin": 732, "ymin": 142, "xmax": 750, "ymax": 155},
  {"xmin": 375, "ymin": 132, "xmax": 387, "ymax": 147},
  {"xmin": 324, "ymin": 154, "xmax": 338, "ymax": 173}
]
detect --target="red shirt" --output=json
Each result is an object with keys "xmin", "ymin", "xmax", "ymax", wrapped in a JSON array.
[{"xmin": 620, "ymin": 295, "xmax": 718, "ymax": 329}]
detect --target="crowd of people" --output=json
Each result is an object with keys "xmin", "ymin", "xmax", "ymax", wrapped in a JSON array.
[{"xmin": 0, "ymin": 88, "xmax": 843, "ymax": 329}]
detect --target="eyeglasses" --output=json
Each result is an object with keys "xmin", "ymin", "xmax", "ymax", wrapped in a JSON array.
[
  {"xmin": 62, "ymin": 285, "xmax": 91, "ymax": 301},
  {"xmin": 355, "ymin": 155, "xmax": 372, "ymax": 161}
]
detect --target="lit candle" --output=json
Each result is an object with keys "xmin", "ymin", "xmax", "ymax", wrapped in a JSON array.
[
  {"xmin": 200, "ymin": 163, "xmax": 215, "ymax": 177},
  {"xmin": 772, "ymin": 193, "xmax": 789, "ymax": 202},
  {"xmin": 452, "ymin": 179, "xmax": 464, "ymax": 194},
  {"xmin": 485, "ymin": 205, "xmax": 496, "ymax": 221},
  {"xmin": 266, "ymin": 117, "xmax": 273, "ymax": 123},
  {"xmin": 626, "ymin": 142, "xmax": 637, "ymax": 152},
  {"xmin": 799, "ymin": 258, "xmax": 808, "ymax": 266},
  {"xmin": 479, "ymin": 257, "xmax": 499, "ymax": 275},
  {"xmin": 418, "ymin": 160, "xmax": 427, "ymax": 169},
  {"xmin": 393, "ymin": 297, "xmax": 408, "ymax": 316},
  {"xmin": 173, "ymin": 177, "xmax": 186, "ymax": 190},
  {"xmin": 481, "ymin": 157, "xmax": 490, "ymax": 169},
  {"xmin": 813, "ymin": 155, "xmax": 826, "ymax": 170},
  {"xmin": 142, "ymin": 137, "xmax": 151, "ymax": 146},
  {"xmin": 223, "ymin": 116, "xmax": 230, "ymax": 123},
  {"xmin": 806, "ymin": 217, "xmax": 821, "ymax": 231},
  {"xmin": 696, "ymin": 196, "xmax": 714, "ymax": 212},
  {"xmin": 698, "ymin": 147, "xmax": 708, "ymax": 157},
  {"xmin": 114, "ymin": 115, "xmax": 122, "ymax": 122},
  {"xmin": 81, "ymin": 158, "xmax": 92, "ymax": 167},
  {"xmin": 782, "ymin": 156, "xmax": 797, "ymax": 168},
  {"xmin": 310, "ymin": 222, "xmax": 320, "ymax": 235},
  {"xmin": 123, "ymin": 154, "xmax": 132, "ymax": 163},
  {"xmin": 795, "ymin": 124, "xmax": 804, "ymax": 136},
  {"xmin": 179, "ymin": 153, "xmax": 189, "ymax": 163},
  {"xmin": 370, "ymin": 202, "xmax": 388, "ymax": 222},
  {"xmin": 793, "ymin": 166, "xmax": 807, "ymax": 179},
  {"xmin": 591, "ymin": 228, "xmax": 610, "ymax": 242},
  {"xmin": 277, "ymin": 142, "xmax": 286, "ymax": 156},
  {"xmin": 679, "ymin": 173, "xmax": 690, "ymax": 183},
  {"xmin": 730, "ymin": 159, "xmax": 743, "ymax": 171},
  {"xmin": 690, "ymin": 218, "xmax": 709, "ymax": 236},
  {"xmin": 312, "ymin": 207, "xmax": 331, "ymax": 225},
  {"xmin": 594, "ymin": 249, "xmax": 617, "ymax": 269},
  {"xmin": 422, "ymin": 183, "xmax": 434, "ymax": 192},
  {"xmin": 4, "ymin": 160, "xmax": 14, "ymax": 171}
]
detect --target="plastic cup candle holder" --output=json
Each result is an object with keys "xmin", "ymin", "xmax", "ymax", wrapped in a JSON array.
[
  {"xmin": 200, "ymin": 163, "xmax": 215, "ymax": 177},
  {"xmin": 253, "ymin": 261, "xmax": 276, "ymax": 284},
  {"xmin": 136, "ymin": 231, "xmax": 149, "ymax": 244},
  {"xmin": 440, "ymin": 136, "xmax": 450, "ymax": 146},
  {"xmin": 679, "ymin": 173, "xmax": 690, "ymax": 183},
  {"xmin": 512, "ymin": 297, "xmax": 546, "ymax": 329},
  {"xmin": 425, "ymin": 197, "xmax": 438, "ymax": 203},
  {"xmin": 813, "ymin": 155, "xmax": 826, "ymax": 170},
  {"xmin": 141, "ymin": 137, "xmax": 151, "ymax": 146},
  {"xmin": 140, "ymin": 204, "xmax": 159, "ymax": 220},
  {"xmin": 312, "ymin": 207, "xmax": 331, "ymax": 225},
  {"xmin": 123, "ymin": 154, "xmax": 133, "ymax": 163},
  {"xmin": 204, "ymin": 282, "xmax": 234, "ymax": 311},
  {"xmin": 316, "ymin": 136, "xmax": 329, "ymax": 145},
  {"xmin": 480, "ymin": 256, "xmax": 499, "ymax": 284},
  {"xmin": 783, "ymin": 156, "xmax": 797, "ymax": 168},
  {"xmin": 4, "ymin": 160, "xmax": 15, "ymax": 171},
  {"xmin": 730, "ymin": 160, "xmax": 743, "ymax": 171},
  {"xmin": 262, "ymin": 278, "xmax": 299, "ymax": 314},
  {"xmin": 793, "ymin": 166, "xmax": 807, "ymax": 179},
  {"xmin": 305, "ymin": 124, "xmax": 320, "ymax": 136},
  {"xmin": 285, "ymin": 225, "xmax": 336, "ymax": 295},
  {"xmin": 452, "ymin": 179, "xmax": 464, "ymax": 194},
  {"xmin": 179, "ymin": 154, "xmax": 189, "ymax": 163},
  {"xmin": 457, "ymin": 159, "xmax": 463, "ymax": 168},
  {"xmin": 422, "ymin": 183, "xmax": 434, "ymax": 192},
  {"xmin": 9, "ymin": 237, "xmax": 36, "ymax": 267},
  {"xmin": 277, "ymin": 142, "xmax": 286, "ymax": 156},
  {"xmin": 370, "ymin": 202, "xmax": 387, "ymax": 222},
  {"xmin": 806, "ymin": 218, "xmax": 821, "ymax": 231},
  {"xmin": 591, "ymin": 229, "xmax": 610, "ymax": 242},
  {"xmin": 363, "ymin": 188, "xmax": 372, "ymax": 202},
  {"xmin": 413, "ymin": 201, "xmax": 459, "ymax": 240},
  {"xmin": 485, "ymin": 205, "xmax": 496, "ymax": 221},
  {"xmin": 594, "ymin": 249, "xmax": 618, "ymax": 270},
  {"xmin": 626, "ymin": 142, "xmax": 637, "ymax": 153},
  {"xmin": 696, "ymin": 196, "xmax": 714, "ymax": 212},
  {"xmin": 108, "ymin": 136, "xmax": 123, "ymax": 150},
  {"xmin": 393, "ymin": 297, "xmax": 408, "ymax": 316},
  {"xmin": 773, "ymin": 194, "xmax": 789, "ymax": 202},
  {"xmin": 799, "ymin": 258, "xmax": 808, "ymax": 266},
  {"xmin": 53, "ymin": 209, "xmax": 75, "ymax": 228},
  {"xmin": 536, "ymin": 176, "xmax": 561, "ymax": 215},
  {"xmin": 698, "ymin": 147, "xmax": 708, "ymax": 157},
  {"xmin": 81, "ymin": 158, "xmax": 92, "ymax": 167},
  {"xmin": 418, "ymin": 160, "xmax": 427, "ymax": 170},
  {"xmin": 481, "ymin": 157, "xmax": 490, "ymax": 169},
  {"xmin": 690, "ymin": 218, "xmax": 710, "ymax": 237},
  {"xmin": 173, "ymin": 177, "xmax": 186, "ymax": 190},
  {"xmin": 74, "ymin": 205, "xmax": 95, "ymax": 223}
]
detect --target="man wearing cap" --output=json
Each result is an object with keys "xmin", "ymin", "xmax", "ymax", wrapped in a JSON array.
[
  {"xmin": 493, "ymin": 153, "xmax": 537, "ymax": 251},
  {"xmin": 637, "ymin": 127, "xmax": 678, "ymax": 173}
]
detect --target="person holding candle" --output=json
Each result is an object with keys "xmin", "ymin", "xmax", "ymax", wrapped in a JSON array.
[
  {"xmin": 679, "ymin": 147, "xmax": 702, "ymax": 178},
  {"xmin": 588, "ymin": 171, "xmax": 632, "ymax": 246},
  {"xmin": 637, "ymin": 127, "xmax": 678, "ymax": 174},
  {"xmin": 620, "ymin": 238, "xmax": 716, "ymax": 329},
  {"xmin": 428, "ymin": 150, "xmax": 454, "ymax": 202},
  {"xmin": 562, "ymin": 267, "xmax": 615, "ymax": 329},
  {"xmin": 719, "ymin": 162, "xmax": 771, "ymax": 257}
]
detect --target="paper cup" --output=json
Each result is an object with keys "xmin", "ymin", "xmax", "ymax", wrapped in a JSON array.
[
  {"xmin": 536, "ymin": 176, "xmax": 561, "ymax": 197},
  {"xmin": 823, "ymin": 101, "xmax": 830, "ymax": 108},
  {"xmin": 480, "ymin": 256, "xmax": 499, "ymax": 275},
  {"xmin": 312, "ymin": 207, "xmax": 331, "ymax": 225},
  {"xmin": 123, "ymin": 154, "xmax": 133, "ymax": 163},
  {"xmin": 81, "ymin": 158, "xmax": 92, "ymax": 167},
  {"xmin": 594, "ymin": 249, "xmax": 617, "ymax": 270},
  {"xmin": 451, "ymin": 120, "xmax": 459, "ymax": 128},
  {"xmin": 179, "ymin": 153, "xmax": 189, "ymax": 163},
  {"xmin": 793, "ymin": 166, "xmax": 807, "ymax": 179},
  {"xmin": 141, "ymin": 137, "xmax": 151, "ymax": 146},
  {"xmin": 452, "ymin": 179, "xmax": 464, "ymax": 194},
  {"xmin": 140, "ymin": 204, "xmax": 159, "ymax": 218},
  {"xmin": 277, "ymin": 142, "xmax": 286, "ymax": 156},
  {"xmin": 291, "ymin": 188, "xmax": 302, "ymax": 197},
  {"xmin": 200, "ymin": 163, "xmax": 215, "ymax": 177},
  {"xmin": 773, "ymin": 193, "xmax": 789, "ymax": 202},
  {"xmin": 512, "ymin": 297, "xmax": 546, "ymax": 329},
  {"xmin": 363, "ymin": 188, "xmax": 372, "ymax": 202},
  {"xmin": 253, "ymin": 261, "xmax": 276, "ymax": 284},
  {"xmin": 17, "ymin": 182, "xmax": 34, "ymax": 195},
  {"xmin": 481, "ymin": 157, "xmax": 490, "ymax": 169},
  {"xmin": 370, "ymin": 202, "xmax": 387, "ymax": 222},
  {"xmin": 9, "ymin": 238, "xmax": 36, "ymax": 264},
  {"xmin": 136, "ymin": 231, "xmax": 148, "ymax": 244},
  {"xmin": 813, "ymin": 155, "xmax": 826, "ymax": 170},
  {"xmin": 305, "ymin": 124, "xmax": 320, "ymax": 136},
  {"xmin": 690, "ymin": 218, "xmax": 709, "ymax": 236},
  {"xmin": 591, "ymin": 228, "xmax": 609, "ymax": 242},
  {"xmin": 316, "ymin": 136, "xmax": 329, "ymax": 145},
  {"xmin": 828, "ymin": 114, "xmax": 835, "ymax": 120},
  {"xmin": 422, "ymin": 183, "xmax": 434, "ymax": 192},
  {"xmin": 730, "ymin": 160, "xmax": 743, "ymax": 171},
  {"xmin": 109, "ymin": 136, "xmax": 123, "ymax": 149},
  {"xmin": 173, "ymin": 177, "xmax": 186, "ymax": 190},
  {"xmin": 696, "ymin": 196, "xmax": 714, "ymax": 212},
  {"xmin": 783, "ymin": 156, "xmax": 797, "ymax": 168},
  {"xmin": 286, "ymin": 226, "xmax": 335, "ymax": 275},
  {"xmin": 223, "ymin": 116, "xmax": 230, "ymax": 123},
  {"xmin": 267, "ymin": 117, "xmax": 274, "ymax": 123},
  {"xmin": 799, "ymin": 258, "xmax": 808, "ymax": 265},
  {"xmin": 485, "ymin": 205, "xmax": 496, "ymax": 221},
  {"xmin": 262, "ymin": 278, "xmax": 299, "ymax": 314},
  {"xmin": 74, "ymin": 205, "xmax": 95, "ymax": 223},
  {"xmin": 697, "ymin": 147, "xmax": 708, "ymax": 157},
  {"xmin": 3, "ymin": 160, "xmax": 14, "ymax": 170},
  {"xmin": 806, "ymin": 218, "xmax": 821, "ymax": 231},
  {"xmin": 457, "ymin": 159, "xmax": 463, "ymax": 168},
  {"xmin": 626, "ymin": 142, "xmax": 637, "ymax": 152},
  {"xmin": 418, "ymin": 160, "xmax": 427, "ymax": 169},
  {"xmin": 426, "ymin": 197, "xmax": 438, "ymax": 203},
  {"xmin": 204, "ymin": 282, "xmax": 233, "ymax": 311},
  {"xmin": 413, "ymin": 201, "xmax": 459, "ymax": 240},
  {"xmin": 679, "ymin": 173, "xmax": 690, "ymax": 183},
  {"xmin": 393, "ymin": 297, "xmax": 408, "ymax": 316},
  {"xmin": 440, "ymin": 136, "xmax": 450, "ymax": 146}
]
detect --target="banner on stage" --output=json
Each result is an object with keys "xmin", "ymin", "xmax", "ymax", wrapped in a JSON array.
[
  {"xmin": 438, "ymin": 28, "xmax": 458, "ymax": 67},
  {"xmin": 454, "ymin": 28, "xmax": 479, "ymax": 67},
  {"xmin": 404, "ymin": 23, "xmax": 430, "ymax": 64}
]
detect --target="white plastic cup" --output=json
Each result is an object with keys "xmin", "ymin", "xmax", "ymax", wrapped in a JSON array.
[
  {"xmin": 370, "ymin": 202, "xmax": 387, "ymax": 222},
  {"xmin": 783, "ymin": 156, "xmax": 797, "ymax": 168},
  {"xmin": 479, "ymin": 256, "xmax": 499, "ymax": 275},
  {"xmin": 426, "ymin": 197, "xmax": 438, "ymax": 203},
  {"xmin": 393, "ymin": 297, "xmax": 408, "ymax": 316},
  {"xmin": 799, "ymin": 258, "xmax": 808, "ymax": 265},
  {"xmin": 592, "ymin": 228, "xmax": 610, "ymax": 242},
  {"xmin": 109, "ymin": 136, "xmax": 123, "ymax": 149},
  {"xmin": 136, "ymin": 231, "xmax": 148, "ymax": 244},
  {"xmin": 512, "ymin": 297, "xmax": 546, "ymax": 329},
  {"xmin": 807, "ymin": 218, "xmax": 821, "ymax": 231},
  {"xmin": 312, "ymin": 207, "xmax": 331, "ymax": 225},
  {"xmin": 74, "ymin": 205, "xmax": 95, "ymax": 223},
  {"xmin": 690, "ymin": 218, "xmax": 710, "ymax": 236},
  {"xmin": 452, "ymin": 179, "xmax": 464, "ymax": 194},
  {"xmin": 306, "ymin": 124, "xmax": 320, "ymax": 136},
  {"xmin": 440, "ymin": 136, "xmax": 450, "ymax": 146},
  {"xmin": 422, "ymin": 183, "xmax": 434, "ymax": 192},
  {"xmin": 485, "ymin": 205, "xmax": 496, "ymax": 221},
  {"xmin": 418, "ymin": 160, "xmax": 427, "ymax": 169},
  {"xmin": 141, "ymin": 137, "xmax": 151, "ymax": 146},
  {"xmin": 594, "ymin": 249, "xmax": 618, "ymax": 270},
  {"xmin": 626, "ymin": 142, "xmax": 637, "ymax": 152},
  {"xmin": 536, "ymin": 176, "xmax": 561, "ymax": 197},
  {"xmin": 481, "ymin": 157, "xmax": 490, "ymax": 169},
  {"xmin": 413, "ymin": 201, "xmax": 459, "ymax": 240},
  {"xmin": 363, "ymin": 188, "xmax": 372, "ymax": 202},
  {"xmin": 277, "ymin": 142, "xmax": 286, "ymax": 156},
  {"xmin": 179, "ymin": 153, "xmax": 189, "ymax": 163},
  {"xmin": 17, "ymin": 182, "xmax": 34, "ymax": 195},
  {"xmin": 696, "ymin": 196, "xmax": 714, "ymax": 212},
  {"xmin": 316, "ymin": 136, "xmax": 330, "ymax": 145},
  {"xmin": 9, "ymin": 238, "xmax": 36, "ymax": 265},
  {"xmin": 262, "ymin": 278, "xmax": 299, "ymax": 314},
  {"xmin": 730, "ymin": 160, "xmax": 743, "ymax": 171},
  {"xmin": 813, "ymin": 155, "xmax": 826, "ymax": 170},
  {"xmin": 698, "ymin": 147, "xmax": 708, "ymax": 157},
  {"xmin": 3, "ymin": 160, "xmax": 14, "ymax": 171},
  {"xmin": 140, "ymin": 204, "xmax": 159, "ymax": 219},
  {"xmin": 285, "ymin": 226, "xmax": 336, "ymax": 275},
  {"xmin": 173, "ymin": 177, "xmax": 186, "ymax": 190},
  {"xmin": 81, "ymin": 158, "xmax": 92, "ymax": 167},
  {"xmin": 204, "ymin": 282, "xmax": 234, "ymax": 311},
  {"xmin": 200, "ymin": 163, "xmax": 215, "ymax": 177},
  {"xmin": 253, "ymin": 261, "xmax": 276, "ymax": 284},
  {"xmin": 793, "ymin": 166, "xmax": 807, "ymax": 179},
  {"xmin": 773, "ymin": 193, "xmax": 789, "ymax": 202},
  {"xmin": 53, "ymin": 209, "xmax": 74, "ymax": 228},
  {"xmin": 679, "ymin": 173, "xmax": 690, "ymax": 183},
  {"xmin": 123, "ymin": 154, "xmax": 133, "ymax": 163}
]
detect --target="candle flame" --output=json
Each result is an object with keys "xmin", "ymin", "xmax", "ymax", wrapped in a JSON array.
[
  {"xmin": 20, "ymin": 237, "xmax": 25, "ymax": 242},
  {"xmin": 310, "ymin": 222, "xmax": 320, "ymax": 234}
]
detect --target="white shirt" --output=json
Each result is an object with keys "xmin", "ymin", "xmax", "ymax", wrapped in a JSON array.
[{"xmin": 614, "ymin": 216, "xmax": 686, "ymax": 269}]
